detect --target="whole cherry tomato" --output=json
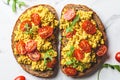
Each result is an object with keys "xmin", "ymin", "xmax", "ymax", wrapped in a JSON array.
[
  {"xmin": 14, "ymin": 75, "xmax": 26, "ymax": 80},
  {"xmin": 115, "ymin": 52, "xmax": 120, "ymax": 62}
]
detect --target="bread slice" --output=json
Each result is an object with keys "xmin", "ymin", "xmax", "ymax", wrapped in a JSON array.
[
  {"xmin": 60, "ymin": 4, "xmax": 108, "ymax": 77},
  {"xmin": 11, "ymin": 4, "xmax": 59, "ymax": 78}
]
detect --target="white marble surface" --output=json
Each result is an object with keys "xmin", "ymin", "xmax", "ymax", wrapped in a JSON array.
[{"xmin": 0, "ymin": 0, "xmax": 120, "ymax": 80}]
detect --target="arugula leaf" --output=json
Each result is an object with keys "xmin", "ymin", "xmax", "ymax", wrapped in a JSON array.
[
  {"xmin": 7, "ymin": 0, "xmax": 10, "ymax": 4},
  {"xmin": 44, "ymin": 49, "xmax": 54, "ymax": 65},
  {"xmin": 66, "ymin": 58, "xmax": 76, "ymax": 65},
  {"xmin": 17, "ymin": 1, "xmax": 26, "ymax": 8},
  {"xmin": 24, "ymin": 23, "xmax": 32, "ymax": 34},
  {"xmin": 12, "ymin": 0, "xmax": 16, "ymax": 12},
  {"xmin": 66, "ymin": 46, "xmax": 74, "ymax": 57},
  {"xmin": 25, "ymin": 23, "xmax": 30, "ymax": 31},
  {"xmin": 66, "ymin": 59, "xmax": 75, "ymax": 65},
  {"xmin": 103, "ymin": 64, "xmax": 120, "ymax": 72},
  {"xmin": 97, "ymin": 63, "xmax": 120, "ymax": 80},
  {"xmin": 66, "ymin": 15, "xmax": 79, "ymax": 33},
  {"xmin": 4, "ymin": 0, "xmax": 26, "ymax": 12}
]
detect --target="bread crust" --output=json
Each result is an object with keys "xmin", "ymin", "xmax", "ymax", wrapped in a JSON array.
[
  {"xmin": 60, "ymin": 4, "xmax": 108, "ymax": 77},
  {"xmin": 11, "ymin": 4, "xmax": 59, "ymax": 78}
]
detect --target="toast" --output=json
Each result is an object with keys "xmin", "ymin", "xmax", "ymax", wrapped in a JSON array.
[
  {"xmin": 11, "ymin": 4, "xmax": 59, "ymax": 78},
  {"xmin": 60, "ymin": 4, "xmax": 108, "ymax": 77}
]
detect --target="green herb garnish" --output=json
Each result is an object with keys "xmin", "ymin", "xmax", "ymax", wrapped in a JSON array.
[
  {"xmin": 66, "ymin": 15, "xmax": 79, "ymax": 33},
  {"xmin": 25, "ymin": 23, "xmax": 30, "ymax": 31},
  {"xmin": 7, "ymin": 0, "xmax": 10, "ymax": 4},
  {"xmin": 97, "ymin": 63, "xmax": 120, "ymax": 80},
  {"xmin": 66, "ymin": 46, "xmax": 74, "ymax": 57},
  {"xmin": 12, "ymin": 0, "xmax": 16, "ymax": 12},
  {"xmin": 44, "ymin": 49, "xmax": 54, "ymax": 65},
  {"xmin": 24, "ymin": 23, "xmax": 32, "ymax": 35},
  {"xmin": 5, "ymin": 0, "xmax": 26, "ymax": 12},
  {"xmin": 66, "ymin": 59, "xmax": 76, "ymax": 65},
  {"xmin": 24, "ymin": 23, "xmax": 38, "ymax": 35},
  {"xmin": 17, "ymin": 1, "xmax": 26, "ymax": 8}
]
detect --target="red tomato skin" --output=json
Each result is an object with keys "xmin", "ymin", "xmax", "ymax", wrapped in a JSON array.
[
  {"xmin": 74, "ymin": 49, "xmax": 84, "ymax": 61},
  {"xmin": 27, "ymin": 51, "xmax": 41, "ymax": 61},
  {"xmin": 38, "ymin": 26, "xmax": 53, "ymax": 39},
  {"xmin": 64, "ymin": 9, "xmax": 76, "ymax": 21},
  {"xmin": 79, "ymin": 39, "xmax": 91, "ymax": 53},
  {"xmin": 64, "ymin": 67, "xmax": 77, "ymax": 76},
  {"xmin": 115, "ymin": 52, "xmax": 120, "ymax": 62},
  {"xmin": 47, "ymin": 58, "xmax": 57, "ymax": 68},
  {"xmin": 16, "ymin": 40, "xmax": 27, "ymax": 55},
  {"xmin": 66, "ymin": 30, "xmax": 76, "ymax": 38},
  {"xmin": 31, "ymin": 13, "xmax": 41, "ymax": 25},
  {"xmin": 25, "ymin": 40, "xmax": 37, "ymax": 53},
  {"xmin": 14, "ymin": 75, "xmax": 26, "ymax": 80},
  {"xmin": 96, "ymin": 45, "xmax": 107, "ymax": 56},
  {"xmin": 82, "ymin": 20, "xmax": 96, "ymax": 35},
  {"xmin": 20, "ymin": 20, "xmax": 32, "ymax": 31}
]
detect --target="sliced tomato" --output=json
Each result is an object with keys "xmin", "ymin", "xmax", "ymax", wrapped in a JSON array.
[
  {"xmin": 64, "ymin": 9, "xmax": 76, "ymax": 21},
  {"xmin": 31, "ymin": 13, "xmax": 41, "ymax": 25},
  {"xmin": 64, "ymin": 67, "xmax": 77, "ymax": 76},
  {"xmin": 47, "ymin": 58, "xmax": 57, "ymax": 68},
  {"xmin": 79, "ymin": 40, "xmax": 91, "ymax": 53},
  {"xmin": 96, "ymin": 45, "xmax": 107, "ymax": 56},
  {"xmin": 27, "ymin": 51, "xmax": 41, "ymax": 61},
  {"xmin": 16, "ymin": 40, "xmax": 26, "ymax": 55},
  {"xmin": 20, "ymin": 20, "xmax": 32, "ymax": 31},
  {"xmin": 82, "ymin": 20, "xmax": 96, "ymax": 35},
  {"xmin": 115, "ymin": 52, "xmax": 120, "ymax": 62},
  {"xmin": 14, "ymin": 75, "xmax": 26, "ymax": 80},
  {"xmin": 25, "ymin": 40, "xmax": 37, "ymax": 53},
  {"xmin": 38, "ymin": 26, "xmax": 53, "ymax": 39},
  {"xmin": 66, "ymin": 30, "xmax": 76, "ymax": 38},
  {"xmin": 74, "ymin": 49, "xmax": 84, "ymax": 61}
]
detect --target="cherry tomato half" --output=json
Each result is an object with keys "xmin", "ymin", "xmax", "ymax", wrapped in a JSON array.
[
  {"xmin": 31, "ymin": 13, "xmax": 41, "ymax": 25},
  {"xmin": 66, "ymin": 30, "xmax": 76, "ymax": 38},
  {"xmin": 74, "ymin": 49, "xmax": 84, "ymax": 61},
  {"xmin": 27, "ymin": 51, "xmax": 41, "ymax": 61},
  {"xmin": 79, "ymin": 39, "xmax": 91, "ymax": 53},
  {"xmin": 38, "ymin": 26, "xmax": 53, "ymax": 39},
  {"xmin": 47, "ymin": 58, "xmax": 57, "ymax": 68},
  {"xmin": 64, "ymin": 67, "xmax": 77, "ymax": 76},
  {"xmin": 16, "ymin": 40, "xmax": 26, "ymax": 55},
  {"xmin": 82, "ymin": 20, "xmax": 96, "ymax": 35},
  {"xmin": 25, "ymin": 40, "xmax": 37, "ymax": 53},
  {"xmin": 20, "ymin": 20, "xmax": 32, "ymax": 31},
  {"xmin": 14, "ymin": 75, "xmax": 26, "ymax": 80},
  {"xmin": 96, "ymin": 45, "xmax": 107, "ymax": 56},
  {"xmin": 115, "ymin": 52, "xmax": 120, "ymax": 62},
  {"xmin": 64, "ymin": 9, "xmax": 76, "ymax": 21}
]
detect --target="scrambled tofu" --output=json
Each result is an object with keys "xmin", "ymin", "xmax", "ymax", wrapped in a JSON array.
[
  {"xmin": 13, "ymin": 6, "xmax": 58, "ymax": 71},
  {"xmin": 60, "ymin": 9, "xmax": 105, "ymax": 72}
]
